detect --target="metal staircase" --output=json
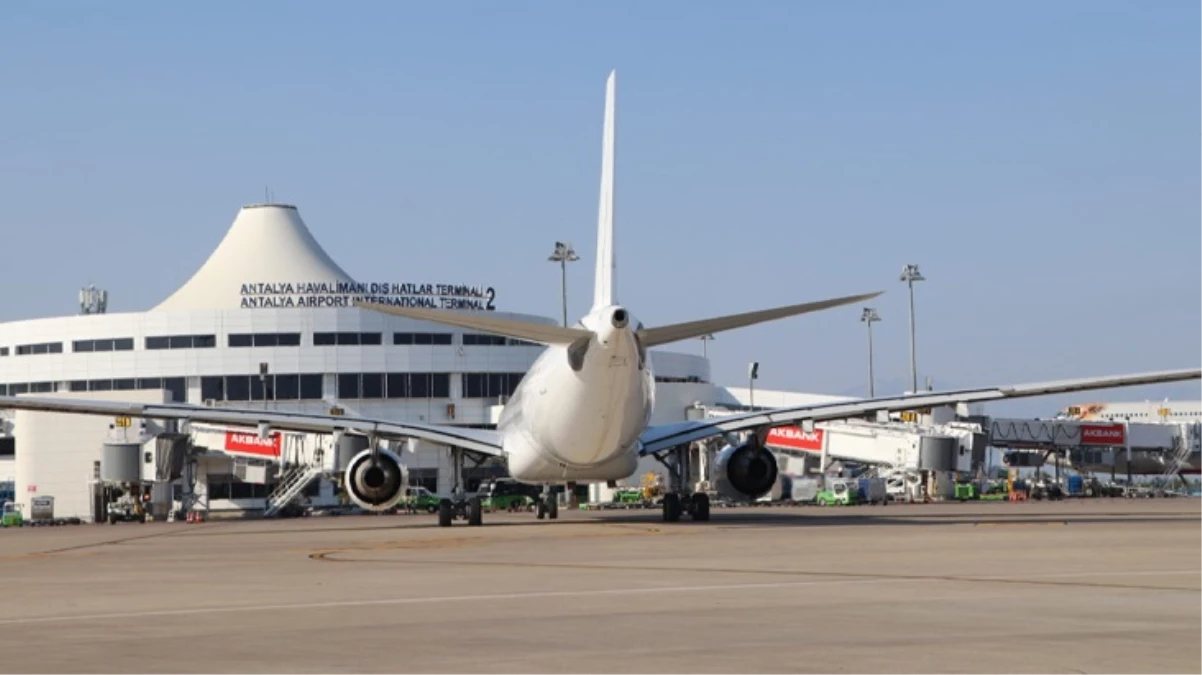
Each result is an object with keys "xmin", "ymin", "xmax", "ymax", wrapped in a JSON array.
[
  {"xmin": 1160, "ymin": 435, "xmax": 1193, "ymax": 485},
  {"xmin": 264, "ymin": 464, "xmax": 323, "ymax": 517},
  {"xmin": 263, "ymin": 433, "xmax": 325, "ymax": 518}
]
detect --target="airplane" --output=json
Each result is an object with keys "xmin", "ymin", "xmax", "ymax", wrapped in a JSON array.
[{"xmin": 0, "ymin": 71, "xmax": 1198, "ymax": 527}]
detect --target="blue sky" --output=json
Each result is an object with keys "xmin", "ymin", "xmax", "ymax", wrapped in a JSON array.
[{"xmin": 1, "ymin": 1, "xmax": 1198, "ymax": 416}]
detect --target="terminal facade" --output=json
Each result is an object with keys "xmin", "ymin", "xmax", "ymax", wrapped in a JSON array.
[
  {"xmin": 0, "ymin": 203, "xmax": 812, "ymax": 518},
  {"xmin": 1, "ymin": 204, "xmax": 1197, "ymax": 520}
]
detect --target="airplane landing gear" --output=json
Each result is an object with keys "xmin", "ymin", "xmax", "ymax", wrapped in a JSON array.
[
  {"xmin": 437, "ymin": 448, "xmax": 485, "ymax": 527},
  {"xmin": 654, "ymin": 444, "xmax": 714, "ymax": 523},
  {"xmin": 689, "ymin": 492, "xmax": 710, "ymax": 521},
  {"xmin": 660, "ymin": 492, "xmax": 709, "ymax": 522},
  {"xmin": 536, "ymin": 486, "xmax": 558, "ymax": 520},
  {"xmin": 662, "ymin": 493, "xmax": 681, "ymax": 522},
  {"xmin": 437, "ymin": 496, "xmax": 483, "ymax": 527}
]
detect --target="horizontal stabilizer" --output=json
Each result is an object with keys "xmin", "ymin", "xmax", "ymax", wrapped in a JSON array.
[
  {"xmin": 637, "ymin": 291, "xmax": 883, "ymax": 347},
  {"xmin": 354, "ymin": 301, "xmax": 592, "ymax": 346}
]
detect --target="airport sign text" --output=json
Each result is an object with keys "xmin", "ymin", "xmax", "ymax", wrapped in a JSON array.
[
  {"xmin": 1080, "ymin": 423, "xmax": 1125, "ymax": 446},
  {"xmin": 765, "ymin": 426, "xmax": 825, "ymax": 452},
  {"xmin": 239, "ymin": 281, "xmax": 496, "ymax": 311},
  {"xmin": 224, "ymin": 431, "xmax": 282, "ymax": 457}
]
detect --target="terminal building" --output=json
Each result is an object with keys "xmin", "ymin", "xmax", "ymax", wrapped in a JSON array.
[
  {"xmin": 0, "ymin": 203, "xmax": 841, "ymax": 518},
  {"xmin": 1, "ymin": 204, "xmax": 1195, "ymax": 521}
]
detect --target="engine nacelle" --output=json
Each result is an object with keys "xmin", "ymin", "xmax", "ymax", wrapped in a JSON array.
[
  {"xmin": 713, "ymin": 440, "xmax": 779, "ymax": 502},
  {"xmin": 343, "ymin": 447, "xmax": 409, "ymax": 512}
]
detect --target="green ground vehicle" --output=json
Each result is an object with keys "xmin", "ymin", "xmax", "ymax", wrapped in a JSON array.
[
  {"xmin": 816, "ymin": 480, "xmax": 858, "ymax": 506},
  {"xmin": 954, "ymin": 483, "xmax": 978, "ymax": 501},
  {"xmin": 979, "ymin": 482, "xmax": 1009, "ymax": 501},
  {"xmin": 1, "ymin": 502, "xmax": 23, "ymax": 527},
  {"xmin": 479, "ymin": 479, "xmax": 538, "ymax": 512},
  {"xmin": 611, "ymin": 488, "xmax": 644, "ymax": 506},
  {"xmin": 399, "ymin": 486, "xmax": 441, "ymax": 513}
]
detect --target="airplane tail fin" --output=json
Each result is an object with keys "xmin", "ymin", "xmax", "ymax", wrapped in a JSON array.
[
  {"xmin": 354, "ymin": 301, "xmax": 592, "ymax": 346},
  {"xmin": 592, "ymin": 69, "xmax": 617, "ymax": 311},
  {"xmin": 637, "ymin": 291, "xmax": 884, "ymax": 348}
]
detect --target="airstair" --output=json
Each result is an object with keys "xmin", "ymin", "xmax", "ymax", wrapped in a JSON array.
[
  {"xmin": 263, "ymin": 464, "xmax": 323, "ymax": 517},
  {"xmin": 263, "ymin": 433, "xmax": 325, "ymax": 518},
  {"xmin": 1160, "ymin": 435, "xmax": 1194, "ymax": 485}
]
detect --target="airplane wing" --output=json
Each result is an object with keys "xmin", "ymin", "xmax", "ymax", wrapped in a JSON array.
[
  {"xmin": 637, "ymin": 368, "xmax": 1202, "ymax": 455},
  {"xmin": 0, "ymin": 395, "xmax": 505, "ymax": 457},
  {"xmin": 637, "ymin": 291, "xmax": 882, "ymax": 347}
]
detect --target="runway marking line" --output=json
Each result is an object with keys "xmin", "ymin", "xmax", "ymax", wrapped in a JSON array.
[
  {"xmin": 973, "ymin": 521, "xmax": 1068, "ymax": 526},
  {"xmin": 0, "ymin": 578, "xmax": 958, "ymax": 626},
  {"xmin": 0, "ymin": 570, "xmax": 1194, "ymax": 627}
]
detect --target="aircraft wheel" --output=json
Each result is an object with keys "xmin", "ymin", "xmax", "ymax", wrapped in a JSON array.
[
  {"xmin": 546, "ymin": 496, "xmax": 559, "ymax": 520},
  {"xmin": 467, "ymin": 497, "xmax": 483, "ymax": 527},
  {"xmin": 662, "ymin": 493, "xmax": 682, "ymax": 523},
  {"xmin": 438, "ymin": 499, "xmax": 453, "ymax": 527},
  {"xmin": 690, "ymin": 492, "xmax": 710, "ymax": 521},
  {"xmin": 536, "ymin": 501, "xmax": 546, "ymax": 519}
]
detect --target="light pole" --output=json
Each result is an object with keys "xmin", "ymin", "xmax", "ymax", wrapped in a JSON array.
[
  {"xmin": 748, "ymin": 361, "xmax": 759, "ymax": 409},
  {"xmin": 899, "ymin": 264, "xmax": 925, "ymax": 394},
  {"xmin": 699, "ymin": 333, "xmax": 714, "ymax": 359},
  {"xmin": 547, "ymin": 241, "xmax": 579, "ymax": 327},
  {"xmin": 859, "ymin": 307, "xmax": 880, "ymax": 397}
]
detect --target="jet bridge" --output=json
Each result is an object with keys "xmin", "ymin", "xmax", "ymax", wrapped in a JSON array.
[
  {"xmin": 149, "ymin": 423, "xmax": 344, "ymax": 518},
  {"xmin": 989, "ymin": 418, "xmax": 1200, "ymax": 476},
  {"xmin": 763, "ymin": 418, "xmax": 987, "ymax": 474}
]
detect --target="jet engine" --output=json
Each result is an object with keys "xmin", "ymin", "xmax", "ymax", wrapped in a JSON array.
[
  {"xmin": 713, "ymin": 438, "xmax": 779, "ymax": 502},
  {"xmin": 343, "ymin": 447, "xmax": 409, "ymax": 512}
]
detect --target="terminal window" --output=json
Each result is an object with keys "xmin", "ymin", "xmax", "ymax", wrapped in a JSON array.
[
  {"xmin": 227, "ymin": 332, "xmax": 302, "ymax": 348},
  {"xmin": 145, "ymin": 334, "xmax": 217, "ymax": 350},
  {"xmin": 461, "ymin": 372, "xmax": 525, "ymax": 398},
  {"xmin": 381, "ymin": 372, "xmax": 452, "ymax": 399},
  {"xmin": 15, "ymin": 342, "xmax": 63, "ymax": 355},
  {"xmin": 201, "ymin": 373, "xmax": 324, "ymax": 402},
  {"xmin": 73, "ymin": 337, "xmax": 135, "ymax": 352},
  {"xmin": 313, "ymin": 332, "xmax": 382, "ymax": 346},
  {"xmin": 338, "ymin": 372, "xmax": 396, "ymax": 400},
  {"xmin": 0, "ymin": 381, "xmax": 54, "ymax": 393},
  {"xmin": 394, "ymin": 332, "xmax": 453, "ymax": 345},
  {"xmin": 64, "ymin": 377, "xmax": 183, "ymax": 400},
  {"xmin": 462, "ymin": 334, "xmax": 507, "ymax": 346},
  {"xmin": 463, "ymin": 334, "xmax": 537, "ymax": 347}
]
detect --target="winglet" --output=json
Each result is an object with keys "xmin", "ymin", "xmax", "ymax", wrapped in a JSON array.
[{"xmin": 593, "ymin": 69, "xmax": 617, "ymax": 310}]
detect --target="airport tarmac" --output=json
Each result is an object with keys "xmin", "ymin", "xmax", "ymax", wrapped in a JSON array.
[{"xmin": 0, "ymin": 499, "xmax": 1198, "ymax": 674}]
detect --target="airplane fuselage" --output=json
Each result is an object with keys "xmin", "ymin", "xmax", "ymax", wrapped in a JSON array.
[{"xmin": 499, "ymin": 305, "xmax": 654, "ymax": 483}]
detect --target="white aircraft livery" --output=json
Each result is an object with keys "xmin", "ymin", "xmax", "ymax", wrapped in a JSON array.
[{"xmin": 0, "ymin": 71, "xmax": 1198, "ymax": 526}]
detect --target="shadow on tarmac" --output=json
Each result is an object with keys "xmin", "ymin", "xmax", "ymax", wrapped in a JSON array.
[{"xmin": 170, "ymin": 502, "xmax": 1200, "ymax": 538}]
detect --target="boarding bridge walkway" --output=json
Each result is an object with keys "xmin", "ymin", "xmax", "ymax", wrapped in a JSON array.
[
  {"xmin": 701, "ymin": 408, "xmax": 989, "ymax": 475},
  {"xmin": 989, "ymin": 418, "xmax": 1200, "ymax": 475}
]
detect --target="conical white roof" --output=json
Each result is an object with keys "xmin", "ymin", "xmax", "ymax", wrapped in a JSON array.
[{"xmin": 153, "ymin": 204, "xmax": 355, "ymax": 311}]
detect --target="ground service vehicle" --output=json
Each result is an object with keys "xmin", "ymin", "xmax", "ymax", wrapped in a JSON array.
[
  {"xmin": 1, "ymin": 502, "xmax": 22, "ymax": 527},
  {"xmin": 399, "ymin": 486, "xmax": 441, "ymax": 514},
  {"xmin": 480, "ymin": 479, "xmax": 540, "ymax": 513}
]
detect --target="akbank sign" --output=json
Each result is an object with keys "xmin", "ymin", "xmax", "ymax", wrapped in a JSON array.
[{"xmin": 239, "ymin": 281, "xmax": 497, "ymax": 311}]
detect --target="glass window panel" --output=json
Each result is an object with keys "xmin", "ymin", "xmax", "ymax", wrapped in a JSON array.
[{"xmin": 361, "ymin": 373, "xmax": 383, "ymax": 399}]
